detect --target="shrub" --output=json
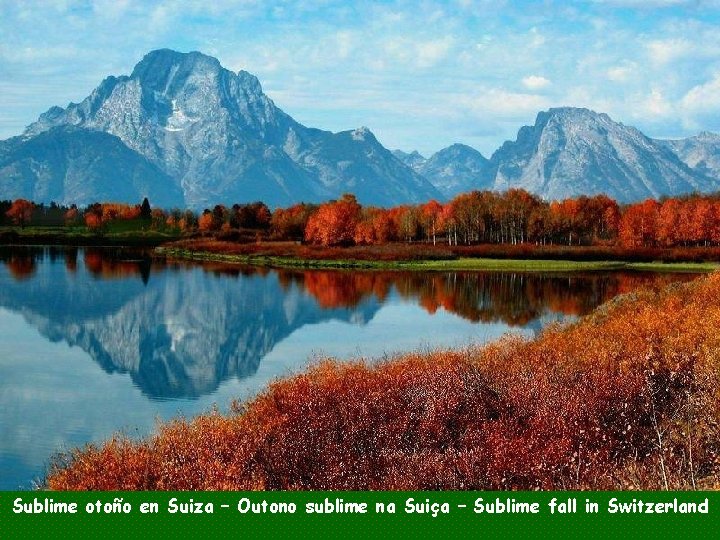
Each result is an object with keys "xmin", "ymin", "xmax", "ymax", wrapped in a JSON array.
[{"xmin": 46, "ymin": 273, "xmax": 720, "ymax": 490}]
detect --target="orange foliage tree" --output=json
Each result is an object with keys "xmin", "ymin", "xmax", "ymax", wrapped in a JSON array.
[
  {"xmin": 198, "ymin": 211, "xmax": 214, "ymax": 233},
  {"xmin": 305, "ymin": 194, "xmax": 361, "ymax": 246},
  {"xmin": 5, "ymin": 199, "xmax": 35, "ymax": 229},
  {"xmin": 619, "ymin": 199, "xmax": 659, "ymax": 248}
]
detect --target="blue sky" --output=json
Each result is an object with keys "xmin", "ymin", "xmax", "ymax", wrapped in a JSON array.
[{"xmin": 2, "ymin": 0, "xmax": 720, "ymax": 156}]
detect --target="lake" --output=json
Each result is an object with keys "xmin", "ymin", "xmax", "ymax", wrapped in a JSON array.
[{"xmin": 0, "ymin": 245, "xmax": 699, "ymax": 489}]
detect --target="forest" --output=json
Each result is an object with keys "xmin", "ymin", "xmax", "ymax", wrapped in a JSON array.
[{"xmin": 4, "ymin": 189, "xmax": 720, "ymax": 250}]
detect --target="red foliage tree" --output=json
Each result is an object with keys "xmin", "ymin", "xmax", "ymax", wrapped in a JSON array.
[
  {"xmin": 5, "ymin": 199, "xmax": 35, "ymax": 229},
  {"xmin": 305, "ymin": 194, "xmax": 361, "ymax": 246}
]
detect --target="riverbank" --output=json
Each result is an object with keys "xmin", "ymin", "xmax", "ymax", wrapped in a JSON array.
[
  {"xmin": 157, "ymin": 245, "xmax": 719, "ymax": 273},
  {"xmin": 45, "ymin": 271, "xmax": 720, "ymax": 490},
  {"xmin": 2, "ymin": 227, "xmax": 719, "ymax": 271},
  {"xmin": 0, "ymin": 227, "xmax": 178, "ymax": 247}
]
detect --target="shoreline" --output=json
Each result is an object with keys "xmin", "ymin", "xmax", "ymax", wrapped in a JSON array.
[
  {"xmin": 155, "ymin": 246, "xmax": 719, "ymax": 273},
  {"xmin": 45, "ymin": 272, "xmax": 720, "ymax": 490}
]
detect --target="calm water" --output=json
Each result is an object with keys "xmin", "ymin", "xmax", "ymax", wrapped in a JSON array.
[{"xmin": 0, "ymin": 246, "xmax": 698, "ymax": 489}]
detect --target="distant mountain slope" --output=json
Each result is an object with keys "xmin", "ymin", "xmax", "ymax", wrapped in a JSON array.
[
  {"xmin": 393, "ymin": 149, "xmax": 427, "ymax": 169},
  {"xmin": 488, "ymin": 108, "xmax": 716, "ymax": 203},
  {"xmin": 415, "ymin": 143, "xmax": 493, "ymax": 198},
  {"xmin": 396, "ymin": 108, "xmax": 718, "ymax": 203},
  {"xmin": 12, "ymin": 49, "xmax": 441, "ymax": 208},
  {"xmin": 0, "ymin": 126, "xmax": 183, "ymax": 207},
  {"xmin": 4, "ymin": 51, "xmax": 719, "ymax": 207},
  {"xmin": 660, "ymin": 131, "xmax": 720, "ymax": 182}
]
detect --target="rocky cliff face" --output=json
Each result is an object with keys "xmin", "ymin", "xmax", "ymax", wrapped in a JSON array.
[
  {"xmin": 410, "ymin": 108, "xmax": 718, "ymax": 203},
  {"xmin": 660, "ymin": 131, "xmax": 720, "ymax": 181},
  {"xmin": 413, "ymin": 143, "xmax": 494, "ymax": 198},
  {"xmin": 393, "ymin": 149, "xmax": 427, "ymax": 169},
  {"xmin": 13, "ymin": 49, "xmax": 441, "ymax": 208},
  {"xmin": 487, "ymin": 108, "xmax": 716, "ymax": 202},
  {"xmin": 0, "ymin": 126, "xmax": 183, "ymax": 207}
]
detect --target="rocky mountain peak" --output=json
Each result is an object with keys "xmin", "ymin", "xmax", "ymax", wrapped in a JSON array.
[
  {"xmin": 695, "ymin": 131, "xmax": 720, "ymax": 142},
  {"xmin": 7, "ymin": 49, "xmax": 441, "ymax": 209},
  {"xmin": 415, "ymin": 142, "xmax": 493, "ymax": 197},
  {"xmin": 392, "ymin": 150, "xmax": 426, "ymax": 170},
  {"xmin": 489, "ymin": 106, "xmax": 714, "ymax": 202},
  {"xmin": 350, "ymin": 126, "xmax": 375, "ymax": 141},
  {"xmin": 131, "ymin": 49, "xmax": 221, "ymax": 83},
  {"xmin": 436, "ymin": 143, "xmax": 488, "ymax": 160},
  {"xmin": 660, "ymin": 130, "xmax": 720, "ymax": 179}
]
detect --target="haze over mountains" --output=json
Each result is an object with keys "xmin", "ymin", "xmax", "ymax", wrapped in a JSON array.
[{"xmin": 1, "ymin": 48, "xmax": 720, "ymax": 208}]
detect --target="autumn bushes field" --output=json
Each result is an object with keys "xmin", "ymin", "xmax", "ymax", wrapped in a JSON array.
[
  {"xmin": 165, "ymin": 237, "xmax": 720, "ymax": 265},
  {"xmin": 46, "ymin": 273, "xmax": 720, "ymax": 490},
  {"xmin": 164, "ymin": 238, "xmax": 458, "ymax": 262}
]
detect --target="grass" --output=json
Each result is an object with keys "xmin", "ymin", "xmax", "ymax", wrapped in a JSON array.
[
  {"xmin": 45, "ymin": 272, "xmax": 720, "ymax": 490},
  {"xmin": 0, "ymin": 225, "xmax": 180, "ymax": 246},
  {"xmin": 157, "ymin": 246, "xmax": 718, "ymax": 273}
]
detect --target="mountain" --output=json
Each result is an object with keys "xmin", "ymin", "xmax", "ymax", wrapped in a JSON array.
[
  {"xmin": 398, "ymin": 108, "xmax": 719, "ymax": 203},
  {"xmin": 0, "ymin": 126, "xmax": 183, "ymax": 207},
  {"xmin": 6, "ymin": 53, "xmax": 720, "ymax": 207},
  {"xmin": 10, "ymin": 49, "xmax": 441, "ymax": 209},
  {"xmin": 488, "ymin": 108, "xmax": 717, "ymax": 203},
  {"xmin": 660, "ymin": 131, "xmax": 720, "ymax": 181},
  {"xmin": 393, "ymin": 149, "xmax": 427, "ymax": 169},
  {"xmin": 415, "ymin": 143, "xmax": 493, "ymax": 198}
]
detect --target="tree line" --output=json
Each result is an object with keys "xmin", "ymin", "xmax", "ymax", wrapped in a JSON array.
[{"xmin": 4, "ymin": 189, "xmax": 720, "ymax": 248}]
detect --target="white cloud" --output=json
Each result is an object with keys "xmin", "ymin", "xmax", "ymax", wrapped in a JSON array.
[
  {"xmin": 591, "ymin": 0, "xmax": 704, "ymax": 6},
  {"xmin": 460, "ymin": 88, "xmax": 550, "ymax": 117},
  {"xmin": 681, "ymin": 74, "xmax": 720, "ymax": 113},
  {"xmin": 415, "ymin": 37, "xmax": 455, "ymax": 68},
  {"xmin": 379, "ymin": 35, "xmax": 456, "ymax": 69},
  {"xmin": 606, "ymin": 63, "xmax": 635, "ymax": 81},
  {"xmin": 521, "ymin": 75, "xmax": 550, "ymax": 90},
  {"xmin": 645, "ymin": 38, "xmax": 694, "ymax": 65},
  {"xmin": 642, "ymin": 88, "xmax": 673, "ymax": 117},
  {"xmin": 92, "ymin": 0, "xmax": 132, "ymax": 20},
  {"xmin": 528, "ymin": 27, "xmax": 545, "ymax": 48},
  {"xmin": 334, "ymin": 31, "xmax": 355, "ymax": 60}
]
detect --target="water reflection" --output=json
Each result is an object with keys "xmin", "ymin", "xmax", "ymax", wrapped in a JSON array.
[
  {"xmin": 0, "ymin": 246, "xmax": 699, "ymax": 488},
  {"xmin": 0, "ymin": 246, "xmax": 695, "ymax": 402}
]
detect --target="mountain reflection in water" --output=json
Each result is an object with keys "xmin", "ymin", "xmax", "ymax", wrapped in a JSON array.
[
  {"xmin": 0, "ymin": 246, "xmax": 698, "ymax": 489},
  {"xmin": 0, "ymin": 246, "xmax": 695, "ymax": 400}
]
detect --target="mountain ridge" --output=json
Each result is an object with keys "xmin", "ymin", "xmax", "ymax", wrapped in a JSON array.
[
  {"xmin": 408, "ymin": 107, "xmax": 719, "ymax": 202},
  {"xmin": 9, "ymin": 48, "xmax": 442, "ymax": 209},
  {"xmin": 3, "ymin": 49, "xmax": 720, "ymax": 207}
]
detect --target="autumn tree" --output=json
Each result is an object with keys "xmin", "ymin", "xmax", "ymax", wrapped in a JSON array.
[
  {"xmin": 619, "ymin": 199, "xmax": 659, "ymax": 248},
  {"xmin": 657, "ymin": 198, "xmax": 681, "ymax": 247},
  {"xmin": 198, "ymin": 211, "xmax": 215, "ymax": 233},
  {"xmin": 150, "ymin": 208, "xmax": 167, "ymax": 230},
  {"xmin": 5, "ymin": 199, "xmax": 35, "ymax": 229},
  {"xmin": 420, "ymin": 200, "xmax": 443, "ymax": 245},
  {"xmin": 397, "ymin": 205, "xmax": 422, "ymax": 242},
  {"xmin": 84, "ymin": 213, "xmax": 103, "ymax": 232},
  {"xmin": 305, "ymin": 194, "xmax": 361, "ymax": 246},
  {"xmin": 64, "ymin": 206, "xmax": 79, "ymax": 227},
  {"xmin": 271, "ymin": 203, "xmax": 317, "ymax": 241},
  {"xmin": 231, "ymin": 202, "xmax": 272, "ymax": 230},
  {"xmin": 354, "ymin": 207, "xmax": 396, "ymax": 244}
]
